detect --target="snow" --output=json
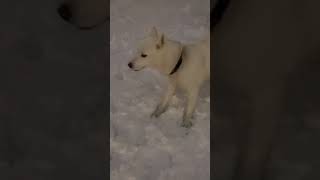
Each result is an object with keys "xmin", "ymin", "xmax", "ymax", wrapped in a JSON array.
[{"xmin": 110, "ymin": 0, "xmax": 210, "ymax": 179}]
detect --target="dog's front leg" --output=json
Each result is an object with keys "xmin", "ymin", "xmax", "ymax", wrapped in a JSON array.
[
  {"xmin": 151, "ymin": 80, "xmax": 176, "ymax": 118},
  {"xmin": 181, "ymin": 87, "xmax": 199, "ymax": 128}
]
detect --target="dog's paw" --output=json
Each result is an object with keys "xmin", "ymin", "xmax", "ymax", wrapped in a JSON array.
[
  {"xmin": 150, "ymin": 105, "xmax": 167, "ymax": 118},
  {"xmin": 150, "ymin": 108, "xmax": 162, "ymax": 118},
  {"xmin": 181, "ymin": 120, "xmax": 193, "ymax": 128},
  {"xmin": 151, "ymin": 105, "xmax": 159, "ymax": 118},
  {"xmin": 150, "ymin": 110, "xmax": 160, "ymax": 118}
]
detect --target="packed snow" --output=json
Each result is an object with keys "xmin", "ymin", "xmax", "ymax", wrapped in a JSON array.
[{"xmin": 110, "ymin": 0, "xmax": 210, "ymax": 179}]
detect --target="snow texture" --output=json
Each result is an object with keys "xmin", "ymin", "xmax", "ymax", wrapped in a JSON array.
[{"xmin": 110, "ymin": 0, "xmax": 210, "ymax": 179}]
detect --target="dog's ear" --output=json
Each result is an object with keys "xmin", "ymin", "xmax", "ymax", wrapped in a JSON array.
[
  {"xmin": 156, "ymin": 33, "xmax": 165, "ymax": 49},
  {"xmin": 150, "ymin": 27, "xmax": 158, "ymax": 39}
]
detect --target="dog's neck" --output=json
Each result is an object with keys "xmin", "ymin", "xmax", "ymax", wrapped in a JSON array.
[
  {"xmin": 158, "ymin": 39, "xmax": 183, "ymax": 76},
  {"xmin": 169, "ymin": 47, "xmax": 183, "ymax": 75}
]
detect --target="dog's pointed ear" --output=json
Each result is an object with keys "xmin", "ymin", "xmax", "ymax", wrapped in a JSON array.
[
  {"xmin": 150, "ymin": 26, "xmax": 158, "ymax": 38},
  {"xmin": 156, "ymin": 33, "xmax": 165, "ymax": 49}
]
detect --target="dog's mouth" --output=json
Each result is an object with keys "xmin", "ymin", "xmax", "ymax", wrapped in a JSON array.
[
  {"xmin": 133, "ymin": 67, "xmax": 145, "ymax": 71},
  {"xmin": 128, "ymin": 62, "xmax": 146, "ymax": 71}
]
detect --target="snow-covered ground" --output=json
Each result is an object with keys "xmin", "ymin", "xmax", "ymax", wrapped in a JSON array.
[{"xmin": 110, "ymin": 0, "xmax": 210, "ymax": 179}]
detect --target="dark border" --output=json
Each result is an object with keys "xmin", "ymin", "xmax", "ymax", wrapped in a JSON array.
[{"xmin": 0, "ymin": 0, "xmax": 110, "ymax": 179}]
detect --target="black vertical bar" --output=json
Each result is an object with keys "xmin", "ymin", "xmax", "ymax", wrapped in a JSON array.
[{"xmin": 0, "ymin": 0, "xmax": 110, "ymax": 179}]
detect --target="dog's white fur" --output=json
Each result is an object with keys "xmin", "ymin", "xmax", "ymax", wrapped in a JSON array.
[{"xmin": 129, "ymin": 27, "xmax": 210, "ymax": 128}]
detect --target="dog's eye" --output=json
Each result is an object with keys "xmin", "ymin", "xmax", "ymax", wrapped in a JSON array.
[{"xmin": 141, "ymin": 53, "xmax": 147, "ymax": 58}]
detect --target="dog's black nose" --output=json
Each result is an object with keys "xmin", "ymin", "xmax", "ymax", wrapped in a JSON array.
[
  {"xmin": 128, "ymin": 62, "xmax": 133, "ymax": 69},
  {"xmin": 58, "ymin": 3, "xmax": 72, "ymax": 22}
]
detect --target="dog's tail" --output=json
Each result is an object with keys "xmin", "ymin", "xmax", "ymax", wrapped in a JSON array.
[{"xmin": 210, "ymin": 0, "xmax": 230, "ymax": 30}]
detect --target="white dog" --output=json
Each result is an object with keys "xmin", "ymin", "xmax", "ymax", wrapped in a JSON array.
[{"xmin": 128, "ymin": 27, "xmax": 210, "ymax": 128}]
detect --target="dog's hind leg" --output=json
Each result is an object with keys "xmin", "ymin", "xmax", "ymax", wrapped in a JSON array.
[
  {"xmin": 151, "ymin": 80, "xmax": 176, "ymax": 118},
  {"xmin": 181, "ymin": 87, "xmax": 200, "ymax": 128}
]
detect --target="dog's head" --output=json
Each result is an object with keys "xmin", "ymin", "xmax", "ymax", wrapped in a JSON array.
[
  {"xmin": 128, "ymin": 27, "xmax": 167, "ymax": 72},
  {"xmin": 57, "ymin": 0, "xmax": 107, "ymax": 29}
]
